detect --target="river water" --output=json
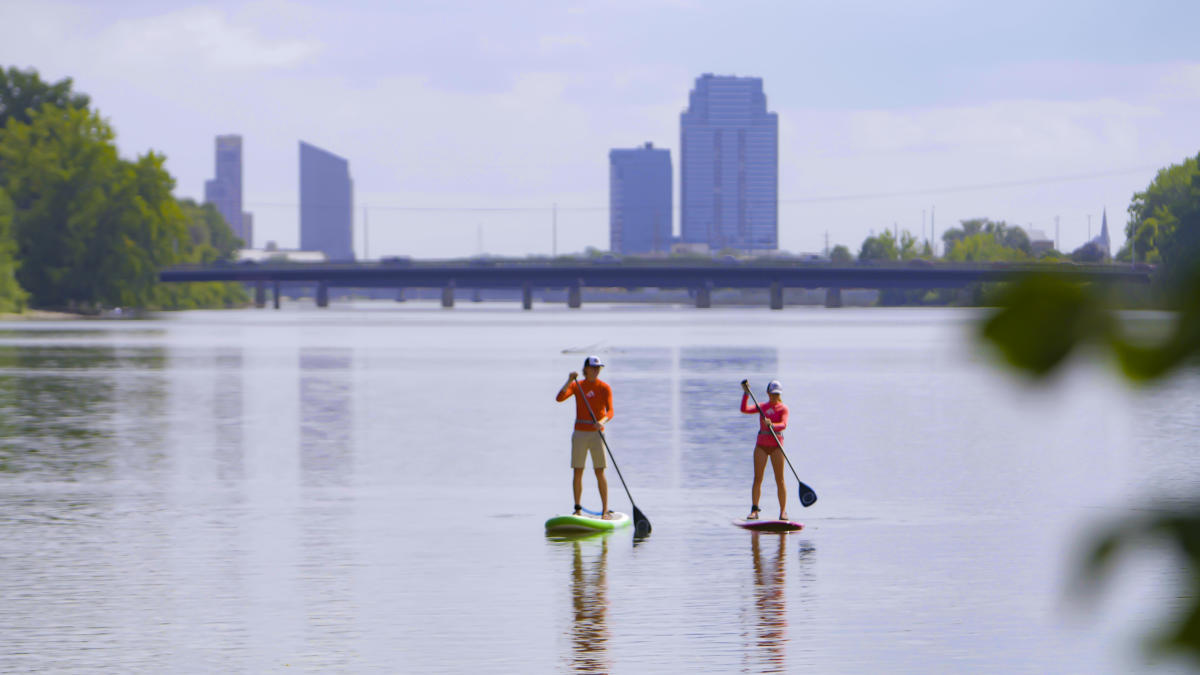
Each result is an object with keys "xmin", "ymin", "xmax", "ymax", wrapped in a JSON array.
[{"xmin": 0, "ymin": 304, "xmax": 1196, "ymax": 673}]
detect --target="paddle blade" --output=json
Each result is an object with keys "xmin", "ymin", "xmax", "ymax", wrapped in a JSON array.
[
  {"xmin": 798, "ymin": 483, "xmax": 818, "ymax": 508},
  {"xmin": 633, "ymin": 506, "xmax": 652, "ymax": 536}
]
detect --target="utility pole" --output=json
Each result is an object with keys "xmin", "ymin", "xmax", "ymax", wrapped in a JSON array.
[
  {"xmin": 363, "ymin": 205, "xmax": 370, "ymax": 260},
  {"xmin": 931, "ymin": 206, "xmax": 936, "ymax": 257},
  {"xmin": 824, "ymin": 230, "xmax": 829, "ymax": 257},
  {"xmin": 922, "ymin": 209, "xmax": 927, "ymax": 247}
]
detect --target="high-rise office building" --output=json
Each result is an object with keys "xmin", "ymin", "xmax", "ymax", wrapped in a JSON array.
[
  {"xmin": 299, "ymin": 141, "xmax": 354, "ymax": 261},
  {"xmin": 609, "ymin": 142, "xmax": 672, "ymax": 255},
  {"xmin": 204, "ymin": 134, "xmax": 252, "ymax": 246},
  {"xmin": 680, "ymin": 74, "xmax": 778, "ymax": 252}
]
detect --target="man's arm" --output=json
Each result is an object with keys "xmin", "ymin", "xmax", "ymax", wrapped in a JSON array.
[{"xmin": 555, "ymin": 372, "xmax": 578, "ymax": 402}]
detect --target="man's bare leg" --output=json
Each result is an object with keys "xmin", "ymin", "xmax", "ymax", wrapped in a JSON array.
[
  {"xmin": 573, "ymin": 468, "xmax": 584, "ymax": 515},
  {"xmin": 595, "ymin": 468, "xmax": 610, "ymax": 519}
]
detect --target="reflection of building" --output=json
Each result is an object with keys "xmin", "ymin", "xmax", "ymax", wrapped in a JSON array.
[
  {"xmin": 204, "ymin": 134, "xmax": 254, "ymax": 246},
  {"xmin": 300, "ymin": 141, "xmax": 354, "ymax": 261},
  {"xmin": 681, "ymin": 74, "xmax": 778, "ymax": 254},
  {"xmin": 610, "ymin": 142, "xmax": 672, "ymax": 255}
]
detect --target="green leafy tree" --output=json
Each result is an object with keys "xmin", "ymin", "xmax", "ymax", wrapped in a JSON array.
[
  {"xmin": 0, "ymin": 66, "xmax": 89, "ymax": 131},
  {"xmin": 0, "ymin": 104, "xmax": 243, "ymax": 310},
  {"xmin": 830, "ymin": 244, "xmax": 853, "ymax": 263},
  {"xmin": 859, "ymin": 230, "xmax": 899, "ymax": 261},
  {"xmin": 0, "ymin": 188, "xmax": 28, "ymax": 312},
  {"xmin": 1119, "ymin": 153, "xmax": 1200, "ymax": 268}
]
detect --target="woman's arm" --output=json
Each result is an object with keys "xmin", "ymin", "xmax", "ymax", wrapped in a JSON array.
[{"xmin": 740, "ymin": 392, "xmax": 759, "ymax": 414}]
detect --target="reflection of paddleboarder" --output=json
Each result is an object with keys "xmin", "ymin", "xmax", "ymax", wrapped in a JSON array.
[
  {"xmin": 569, "ymin": 537, "xmax": 609, "ymax": 672},
  {"xmin": 741, "ymin": 380, "xmax": 789, "ymax": 521},
  {"xmin": 555, "ymin": 356, "xmax": 614, "ymax": 518},
  {"xmin": 750, "ymin": 532, "xmax": 787, "ymax": 672}
]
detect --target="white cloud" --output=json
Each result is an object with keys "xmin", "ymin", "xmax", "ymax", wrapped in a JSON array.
[{"xmin": 99, "ymin": 6, "xmax": 322, "ymax": 71}]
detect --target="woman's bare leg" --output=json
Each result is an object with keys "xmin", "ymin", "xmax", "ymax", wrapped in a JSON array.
[
  {"xmin": 768, "ymin": 448, "xmax": 788, "ymax": 520},
  {"xmin": 750, "ymin": 446, "xmax": 768, "ymax": 518}
]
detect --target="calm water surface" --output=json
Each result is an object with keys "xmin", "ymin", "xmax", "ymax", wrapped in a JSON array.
[{"xmin": 0, "ymin": 304, "xmax": 1197, "ymax": 673}]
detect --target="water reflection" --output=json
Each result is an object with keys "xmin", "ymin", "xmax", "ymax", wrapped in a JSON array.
[
  {"xmin": 744, "ymin": 532, "xmax": 818, "ymax": 673},
  {"xmin": 680, "ymin": 347, "xmax": 778, "ymax": 488},
  {"xmin": 748, "ymin": 532, "xmax": 788, "ymax": 673},
  {"xmin": 213, "ymin": 348, "xmax": 244, "ymax": 481},
  {"xmin": 562, "ymin": 535, "xmax": 610, "ymax": 673},
  {"xmin": 299, "ymin": 348, "xmax": 354, "ymax": 486}
]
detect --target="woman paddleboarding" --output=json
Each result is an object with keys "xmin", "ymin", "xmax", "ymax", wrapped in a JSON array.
[{"xmin": 741, "ymin": 379, "xmax": 789, "ymax": 521}]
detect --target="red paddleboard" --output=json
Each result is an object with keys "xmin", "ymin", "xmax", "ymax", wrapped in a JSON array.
[{"xmin": 732, "ymin": 519, "xmax": 804, "ymax": 532}]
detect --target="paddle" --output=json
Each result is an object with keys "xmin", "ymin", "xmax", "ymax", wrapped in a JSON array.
[
  {"xmin": 575, "ymin": 378, "xmax": 652, "ymax": 536},
  {"xmin": 742, "ymin": 379, "xmax": 818, "ymax": 508}
]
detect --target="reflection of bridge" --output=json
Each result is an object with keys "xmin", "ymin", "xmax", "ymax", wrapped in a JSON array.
[{"xmin": 159, "ymin": 262, "xmax": 1153, "ymax": 309}]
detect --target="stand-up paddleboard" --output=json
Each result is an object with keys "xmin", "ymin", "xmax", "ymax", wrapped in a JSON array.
[
  {"xmin": 545, "ymin": 511, "xmax": 631, "ymax": 534},
  {"xmin": 732, "ymin": 519, "xmax": 804, "ymax": 532}
]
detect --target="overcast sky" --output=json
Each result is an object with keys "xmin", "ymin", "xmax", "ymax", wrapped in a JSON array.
[{"xmin": 3, "ymin": 0, "xmax": 1199, "ymax": 258}]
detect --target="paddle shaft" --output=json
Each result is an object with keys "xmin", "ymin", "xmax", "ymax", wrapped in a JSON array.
[
  {"xmin": 573, "ymin": 377, "xmax": 650, "ymax": 532},
  {"xmin": 744, "ymin": 381, "xmax": 817, "ymax": 506}
]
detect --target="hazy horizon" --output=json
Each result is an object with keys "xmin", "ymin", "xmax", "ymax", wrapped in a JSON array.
[{"xmin": 3, "ymin": 0, "xmax": 1199, "ymax": 259}]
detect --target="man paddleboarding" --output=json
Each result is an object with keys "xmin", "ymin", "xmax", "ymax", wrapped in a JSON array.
[
  {"xmin": 556, "ymin": 356, "xmax": 614, "ymax": 519},
  {"xmin": 741, "ymin": 379, "xmax": 789, "ymax": 521}
]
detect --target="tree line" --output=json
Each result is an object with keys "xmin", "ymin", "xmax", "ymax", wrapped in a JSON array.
[{"xmin": 0, "ymin": 66, "xmax": 246, "ymax": 313}]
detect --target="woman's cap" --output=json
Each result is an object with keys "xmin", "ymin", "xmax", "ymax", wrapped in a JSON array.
[
  {"xmin": 766, "ymin": 380, "xmax": 783, "ymax": 394},
  {"xmin": 584, "ymin": 355, "xmax": 605, "ymax": 368}
]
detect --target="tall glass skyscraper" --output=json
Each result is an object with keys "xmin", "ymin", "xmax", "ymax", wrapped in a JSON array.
[
  {"xmin": 609, "ymin": 142, "xmax": 672, "ymax": 255},
  {"xmin": 299, "ymin": 141, "xmax": 354, "ymax": 261},
  {"xmin": 204, "ymin": 134, "xmax": 252, "ymax": 245},
  {"xmin": 680, "ymin": 74, "xmax": 778, "ymax": 252}
]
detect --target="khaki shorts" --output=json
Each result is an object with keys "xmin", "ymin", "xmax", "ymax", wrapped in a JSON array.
[{"xmin": 571, "ymin": 430, "xmax": 606, "ymax": 469}]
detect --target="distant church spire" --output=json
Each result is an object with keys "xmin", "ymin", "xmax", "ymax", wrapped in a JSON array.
[{"xmin": 1098, "ymin": 208, "xmax": 1110, "ymax": 257}]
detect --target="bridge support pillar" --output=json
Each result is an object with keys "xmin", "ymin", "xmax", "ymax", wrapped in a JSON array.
[
  {"xmin": 769, "ymin": 282, "xmax": 784, "ymax": 310},
  {"xmin": 567, "ymin": 281, "xmax": 582, "ymax": 309},
  {"xmin": 273, "ymin": 281, "xmax": 281, "ymax": 309},
  {"xmin": 395, "ymin": 287, "xmax": 405, "ymax": 302},
  {"xmin": 316, "ymin": 282, "xmax": 329, "ymax": 308},
  {"xmin": 472, "ymin": 288, "xmax": 482, "ymax": 303},
  {"xmin": 522, "ymin": 284, "xmax": 533, "ymax": 310},
  {"xmin": 254, "ymin": 281, "xmax": 266, "ymax": 308},
  {"xmin": 442, "ymin": 281, "xmax": 455, "ymax": 308},
  {"xmin": 696, "ymin": 281, "xmax": 712, "ymax": 309},
  {"xmin": 825, "ymin": 287, "xmax": 842, "ymax": 308}
]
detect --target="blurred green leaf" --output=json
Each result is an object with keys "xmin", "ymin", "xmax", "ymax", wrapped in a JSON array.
[{"xmin": 980, "ymin": 275, "xmax": 1111, "ymax": 375}]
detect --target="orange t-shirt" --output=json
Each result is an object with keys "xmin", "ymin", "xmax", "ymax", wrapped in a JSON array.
[{"xmin": 557, "ymin": 379, "xmax": 614, "ymax": 431}]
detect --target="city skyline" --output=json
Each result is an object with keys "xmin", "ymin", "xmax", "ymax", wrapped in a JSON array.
[
  {"xmin": 609, "ymin": 142, "xmax": 672, "ymax": 255},
  {"xmin": 680, "ymin": 74, "xmax": 778, "ymax": 253},
  {"xmin": 203, "ymin": 134, "xmax": 252, "ymax": 246},
  {"xmin": 5, "ymin": 2, "xmax": 1199, "ymax": 259},
  {"xmin": 300, "ymin": 141, "xmax": 354, "ymax": 261}
]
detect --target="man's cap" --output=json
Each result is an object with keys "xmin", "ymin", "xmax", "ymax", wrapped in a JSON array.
[
  {"xmin": 584, "ymin": 355, "xmax": 605, "ymax": 368},
  {"xmin": 766, "ymin": 380, "xmax": 783, "ymax": 394}
]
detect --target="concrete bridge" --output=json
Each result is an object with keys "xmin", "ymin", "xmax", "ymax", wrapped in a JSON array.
[{"xmin": 159, "ymin": 261, "xmax": 1153, "ymax": 309}]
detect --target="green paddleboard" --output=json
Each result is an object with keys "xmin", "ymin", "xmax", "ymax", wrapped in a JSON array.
[{"xmin": 544, "ymin": 511, "xmax": 631, "ymax": 534}]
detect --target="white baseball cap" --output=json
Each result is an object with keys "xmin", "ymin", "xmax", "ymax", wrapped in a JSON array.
[
  {"xmin": 584, "ymin": 355, "xmax": 605, "ymax": 368},
  {"xmin": 766, "ymin": 380, "xmax": 783, "ymax": 394}
]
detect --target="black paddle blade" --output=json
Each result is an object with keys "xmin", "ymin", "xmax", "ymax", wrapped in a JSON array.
[
  {"xmin": 633, "ymin": 506, "xmax": 652, "ymax": 536},
  {"xmin": 798, "ymin": 483, "xmax": 818, "ymax": 508}
]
